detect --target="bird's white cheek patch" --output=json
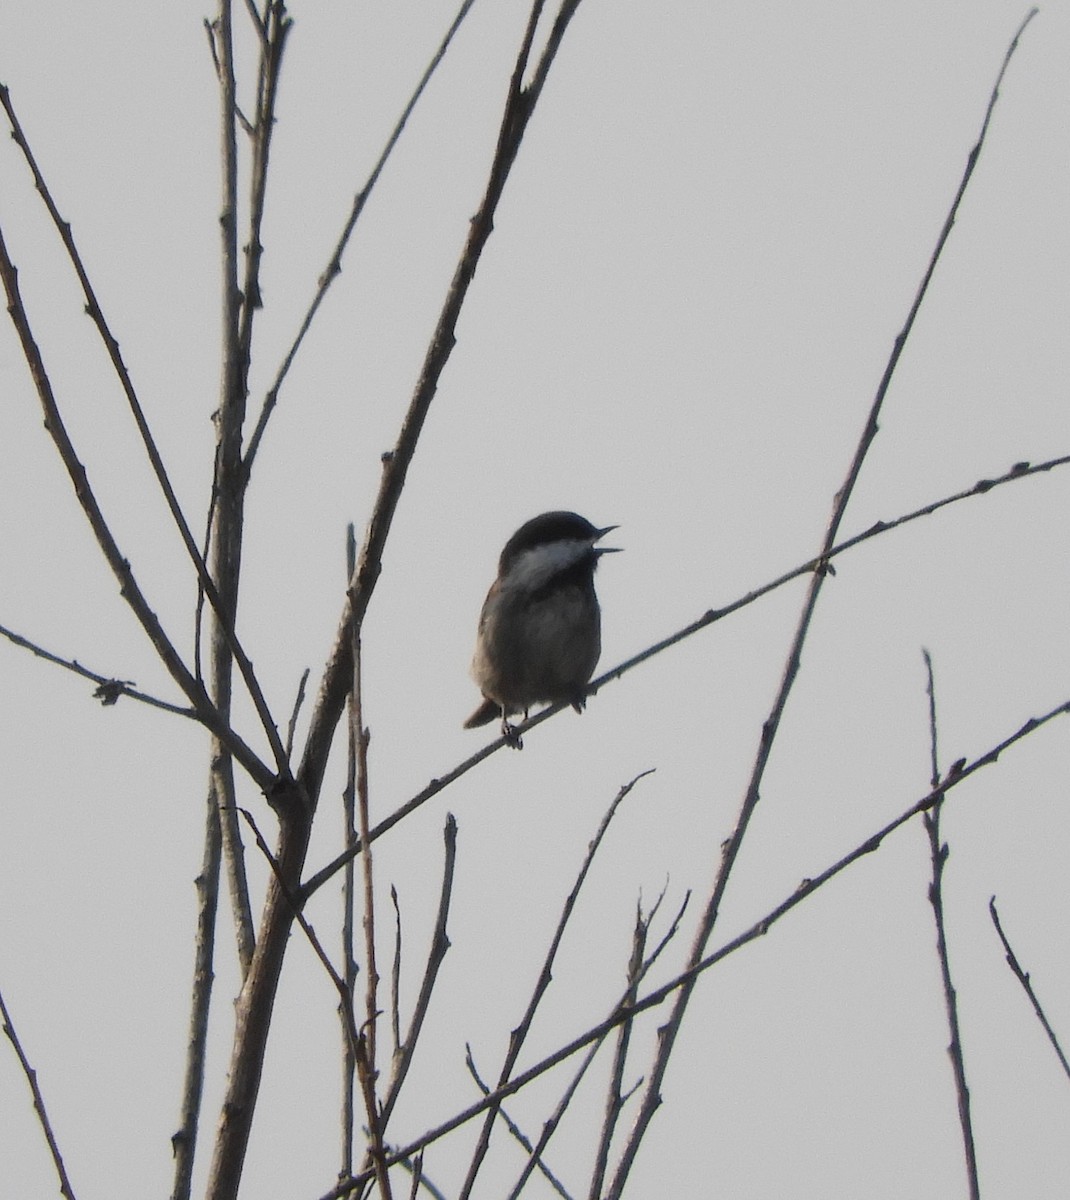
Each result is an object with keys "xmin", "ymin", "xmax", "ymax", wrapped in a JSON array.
[{"xmin": 509, "ymin": 539, "xmax": 591, "ymax": 592}]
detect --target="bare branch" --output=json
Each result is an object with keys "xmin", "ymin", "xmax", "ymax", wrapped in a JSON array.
[
  {"xmin": 465, "ymin": 1049, "xmax": 574, "ymax": 1200},
  {"xmin": 989, "ymin": 897, "xmax": 1070, "ymax": 1082},
  {"xmin": 296, "ymin": 0, "xmax": 589, "ymax": 819},
  {"xmin": 286, "ymin": 668, "xmax": 311, "ymax": 761},
  {"xmin": 0, "ymin": 81, "xmax": 288, "ymax": 780},
  {"xmin": 589, "ymin": 903, "xmax": 649, "ymax": 1200},
  {"xmin": 243, "ymin": 0, "xmax": 478, "ymax": 471},
  {"xmin": 0, "ymin": 987, "xmax": 79, "ymax": 1200},
  {"xmin": 0, "ymin": 221, "xmax": 274, "ymax": 793},
  {"xmin": 350, "ymin": 620, "xmax": 393, "ymax": 1200},
  {"xmin": 458, "ymin": 769, "xmax": 653, "ymax": 1198},
  {"xmin": 171, "ymin": 785, "xmax": 224, "ymax": 1200},
  {"xmin": 921, "ymin": 651, "xmax": 979, "ymax": 1199},
  {"xmin": 0, "ymin": 622, "xmax": 196, "ymax": 719},
  {"xmin": 389, "ymin": 887, "xmax": 402, "ymax": 1058},
  {"xmin": 381, "ymin": 816, "xmax": 458, "ymax": 1129},
  {"xmin": 301, "ymin": 452, "xmax": 1070, "ymax": 906},
  {"xmin": 322, "ymin": 691, "xmax": 1070, "ymax": 1198},
  {"xmin": 342, "ymin": 527, "xmax": 359, "ymax": 1177},
  {"xmin": 605, "ymin": 16, "xmax": 1038, "ymax": 1190}
]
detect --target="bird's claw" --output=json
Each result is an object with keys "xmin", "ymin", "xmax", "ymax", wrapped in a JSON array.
[{"xmin": 501, "ymin": 720, "xmax": 524, "ymax": 750}]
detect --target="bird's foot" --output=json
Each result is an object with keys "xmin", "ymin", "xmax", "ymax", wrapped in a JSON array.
[{"xmin": 501, "ymin": 718, "xmax": 524, "ymax": 750}]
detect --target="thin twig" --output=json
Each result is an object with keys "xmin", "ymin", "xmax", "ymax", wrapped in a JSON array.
[
  {"xmin": 286, "ymin": 668, "xmax": 311, "ymax": 760},
  {"xmin": 509, "ymin": 885, "xmax": 689, "ymax": 1200},
  {"xmin": 237, "ymin": 808, "xmax": 356, "ymax": 1042},
  {"xmin": 323, "ymin": 692, "xmax": 1070, "ymax": 1198},
  {"xmin": 171, "ymin": 785, "xmax": 224, "ymax": 1200},
  {"xmin": 350, "ymin": 617, "xmax": 393, "ymax": 1200},
  {"xmin": 588, "ymin": 902, "xmax": 649, "ymax": 1200},
  {"xmin": 243, "ymin": 0, "xmax": 478, "ymax": 472},
  {"xmin": 389, "ymin": 887, "xmax": 402, "ymax": 1057},
  {"xmin": 0, "ymin": 987, "xmax": 79, "ymax": 1200},
  {"xmin": 395, "ymin": 1150, "xmax": 448, "ymax": 1200},
  {"xmin": 342, "ymin": 529, "xmax": 360, "ymax": 1179},
  {"xmin": 465, "ymin": 1049, "xmax": 574, "ymax": 1200},
  {"xmin": 0, "ymin": 81, "xmax": 290, "ymax": 780},
  {"xmin": 921, "ymin": 651, "xmax": 979, "ymax": 1199},
  {"xmin": 300, "ymin": 452, "xmax": 1070, "ymax": 905},
  {"xmin": 380, "ymin": 816, "xmax": 458, "ymax": 1128},
  {"xmin": 989, "ymin": 898, "xmax": 1070, "ymax": 1082},
  {"xmin": 0, "ymin": 223, "xmax": 274, "ymax": 793},
  {"xmin": 458, "ymin": 769, "xmax": 653, "ymax": 1198},
  {"xmin": 605, "ymin": 17, "xmax": 1037, "ymax": 1192},
  {"xmin": 0, "ymin": 622, "xmax": 195, "ymax": 718},
  {"xmin": 295, "ymin": 0, "xmax": 588, "ymax": 831}
]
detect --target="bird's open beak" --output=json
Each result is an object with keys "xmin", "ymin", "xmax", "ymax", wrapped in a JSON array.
[{"xmin": 594, "ymin": 524, "xmax": 621, "ymax": 554}]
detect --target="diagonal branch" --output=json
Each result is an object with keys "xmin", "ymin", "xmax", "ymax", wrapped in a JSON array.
[
  {"xmin": 605, "ymin": 16, "xmax": 1038, "ymax": 1191},
  {"xmin": 243, "ymin": 0, "xmax": 478, "ymax": 472},
  {"xmin": 989, "ymin": 897, "xmax": 1070, "ymax": 1082},
  {"xmin": 299, "ymin": 451, "xmax": 1070, "ymax": 905},
  {"xmin": 458, "ymin": 768, "xmax": 652, "ymax": 1198},
  {"xmin": 0, "ymin": 986, "xmax": 79, "ymax": 1200},
  {"xmin": 0, "ymin": 81, "xmax": 289, "ymax": 781},
  {"xmin": 323, "ymin": 691, "xmax": 1070, "ymax": 1199},
  {"xmin": 0, "ymin": 223, "xmax": 274, "ymax": 794},
  {"xmin": 296, "ymin": 0, "xmax": 588, "ymax": 810}
]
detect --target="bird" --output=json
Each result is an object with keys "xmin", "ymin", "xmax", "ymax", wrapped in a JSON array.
[{"xmin": 463, "ymin": 510, "xmax": 620, "ymax": 747}]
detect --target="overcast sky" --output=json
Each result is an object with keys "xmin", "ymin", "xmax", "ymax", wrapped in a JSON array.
[{"xmin": 1, "ymin": 3, "xmax": 1069, "ymax": 1198}]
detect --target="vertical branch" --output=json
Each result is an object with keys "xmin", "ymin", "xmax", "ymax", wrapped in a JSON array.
[
  {"xmin": 349, "ymin": 558, "xmax": 391, "ymax": 1198},
  {"xmin": 170, "ymin": 785, "xmax": 224, "ymax": 1200},
  {"xmin": 603, "ymin": 17, "xmax": 1035, "ymax": 1195},
  {"xmin": 588, "ymin": 904, "xmax": 647, "ymax": 1200},
  {"xmin": 341, "ymin": 529, "xmax": 359, "ymax": 1179},
  {"xmin": 208, "ymin": 5, "xmax": 588, "ymax": 1192},
  {"xmin": 235, "ymin": 0, "xmax": 292, "ymax": 388},
  {"xmin": 922, "ymin": 651, "xmax": 980, "ymax": 1200},
  {"xmin": 207, "ymin": 0, "xmax": 258, "ymax": 970}
]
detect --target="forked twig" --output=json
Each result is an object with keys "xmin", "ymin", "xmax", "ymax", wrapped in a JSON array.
[
  {"xmin": 0, "ymin": 987, "xmax": 78, "ymax": 1200},
  {"xmin": 506, "ymin": 889, "xmax": 689, "ymax": 1200},
  {"xmin": 921, "ymin": 650, "xmax": 979, "ymax": 1199},
  {"xmin": 0, "ymin": 220, "xmax": 274, "ymax": 793},
  {"xmin": 0, "ymin": 81, "xmax": 289, "ymax": 780},
  {"xmin": 458, "ymin": 769, "xmax": 653, "ymax": 1198},
  {"xmin": 589, "ymin": 902, "xmax": 651, "ymax": 1200}
]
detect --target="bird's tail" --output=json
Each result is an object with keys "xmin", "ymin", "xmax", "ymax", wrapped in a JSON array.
[{"xmin": 463, "ymin": 697, "xmax": 500, "ymax": 729}]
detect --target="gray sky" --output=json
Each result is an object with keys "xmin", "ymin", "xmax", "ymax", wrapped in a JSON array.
[{"xmin": 1, "ymin": 3, "xmax": 1068, "ymax": 1197}]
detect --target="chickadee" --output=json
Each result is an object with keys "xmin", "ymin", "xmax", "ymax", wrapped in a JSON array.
[{"xmin": 464, "ymin": 511, "xmax": 620, "ymax": 747}]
